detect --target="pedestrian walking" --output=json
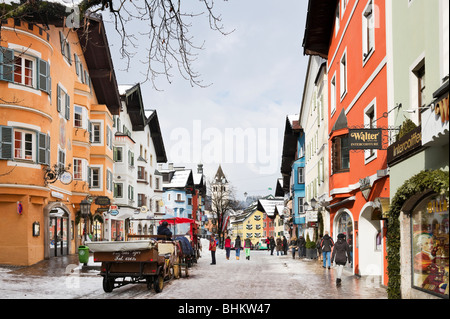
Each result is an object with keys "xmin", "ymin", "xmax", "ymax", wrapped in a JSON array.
[
  {"xmin": 244, "ymin": 238, "xmax": 252, "ymax": 260},
  {"xmin": 282, "ymin": 236, "xmax": 288, "ymax": 255},
  {"xmin": 209, "ymin": 235, "xmax": 217, "ymax": 265},
  {"xmin": 298, "ymin": 235, "xmax": 306, "ymax": 258},
  {"xmin": 276, "ymin": 237, "xmax": 282, "ymax": 256},
  {"xmin": 269, "ymin": 236, "xmax": 276, "ymax": 255},
  {"xmin": 225, "ymin": 236, "xmax": 231, "ymax": 260},
  {"xmin": 321, "ymin": 231, "xmax": 334, "ymax": 269},
  {"xmin": 265, "ymin": 237, "xmax": 270, "ymax": 252},
  {"xmin": 331, "ymin": 233, "xmax": 351, "ymax": 285},
  {"xmin": 289, "ymin": 236, "xmax": 298, "ymax": 259},
  {"xmin": 316, "ymin": 235, "xmax": 323, "ymax": 261},
  {"xmin": 235, "ymin": 235, "xmax": 242, "ymax": 260}
]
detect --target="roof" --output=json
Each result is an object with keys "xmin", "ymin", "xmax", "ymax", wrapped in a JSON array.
[
  {"xmin": 214, "ymin": 165, "xmax": 228, "ymax": 183},
  {"xmin": 77, "ymin": 12, "xmax": 121, "ymax": 115},
  {"xmin": 120, "ymin": 83, "xmax": 146, "ymax": 131},
  {"xmin": 280, "ymin": 115, "xmax": 302, "ymax": 190},
  {"xmin": 146, "ymin": 110, "xmax": 167, "ymax": 163},
  {"xmin": 257, "ymin": 197, "xmax": 285, "ymax": 218},
  {"xmin": 302, "ymin": 0, "xmax": 338, "ymax": 58},
  {"xmin": 163, "ymin": 169, "xmax": 194, "ymax": 189}
]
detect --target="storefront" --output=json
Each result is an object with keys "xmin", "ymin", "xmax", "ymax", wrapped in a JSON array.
[
  {"xmin": 43, "ymin": 202, "xmax": 74, "ymax": 260},
  {"xmin": 410, "ymin": 194, "xmax": 449, "ymax": 297}
]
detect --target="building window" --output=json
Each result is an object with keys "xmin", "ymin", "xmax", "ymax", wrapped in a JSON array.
[
  {"xmin": 138, "ymin": 194, "xmax": 147, "ymax": 207},
  {"xmin": 363, "ymin": 0, "xmax": 375, "ymax": 62},
  {"xmin": 58, "ymin": 148, "xmax": 66, "ymax": 170},
  {"xmin": 364, "ymin": 103, "xmax": 377, "ymax": 160},
  {"xmin": 331, "ymin": 75, "xmax": 337, "ymax": 116},
  {"xmin": 332, "ymin": 135, "xmax": 350, "ymax": 174},
  {"xmin": 128, "ymin": 185, "xmax": 134, "ymax": 201},
  {"xmin": 411, "ymin": 195, "xmax": 449, "ymax": 298},
  {"xmin": 298, "ymin": 198, "xmax": 304, "ymax": 215},
  {"xmin": 114, "ymin": 183, "xmax": 123, "ymax": 198},
  {"xmin": 57, "ymin": 84, "xmax": 70, "ymax": 120},
  {"xmin": 14, "ymin": 54, "xmax": 34, "ymax": 87},
  {"xmin": 113, "ymin": 146, "xmax": 123, "ymax": 162},
  {"xmin": 413, "ymin": 62, "xmax": 426, "ymax": 124},
  {"xmin": 73, "ymin": 158, "xmax": 83, "ymax": 180},
  {"xmin": 92, "ymin": 123, "xmax": 101, "ymax": 144},
  {"xmin": 297, "ymin": 167, "xmax": 305, "ymax": 184},
  {"xmin": 13, "ymin": 129, "xmax": 34, "ymax": 161},
  {"xmin": 90, "ymin": 167, "xmax": 100, "ymax": 189},
  {"xmin": 335, "ymin": 2, "xmax": 340, "ymax": 35},
  {"xmin": 59, "ymin": 31, "xmax": 72, "ymax": 64},
  {"xmin": 340, "ymin": 51, "xmax": 347, "ymax": 98}
]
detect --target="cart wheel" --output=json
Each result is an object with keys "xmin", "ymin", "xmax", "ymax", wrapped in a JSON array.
[
  {"xmin": 146, "ymin": 277, "xmax": 153, "ymax": 290},
  {"xmin": 102, "ymin": 277, "xmax": 114, "ymax": 293},
  {"xmin": 154, "ymin": 273, "xmax": 164, "ymax": 293}
]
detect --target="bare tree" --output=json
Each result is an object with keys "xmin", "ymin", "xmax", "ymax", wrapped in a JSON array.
[
  {"xmin": 207, "ymin": 177, "xmax": 238, "ymax": 247},
  {"xmin": 0, "ymin": 0, "xmax": 233, "ymax": 89}
]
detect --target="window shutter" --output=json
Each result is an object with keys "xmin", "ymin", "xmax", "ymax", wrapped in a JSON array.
[
  {"xmin": 0, "ymin": 126, "xmax": 13, "ymax": 159},
  {"xmin": 37, "ymin": 58, "xmax": 50, "ymax": 93},
  {"xmin": 46, "ymin": 135, "xmax": 51, "ymax": 165},
  {"xmin": 57, "ymin": 85, "xmax": 61, "ymax": 113},
  {"xmin": 65, "ymin": 94, "xmax": 70, "ymax": 120},
  {"xmin": 88, "ymin": 121, "xmax": 92, "ymax": 142},
  {"xmin": 113, "ymin": 146, "xmax": 117, "ymax": 161},
  {"xmin": 37, "ymin": 132, "xmax": 47, "ymax": 164},
  {"xmin": 0, "ymin": 47, "xmax": 14, "ymax": 82},
  {"xmin": 87, "ymin": 167, "xmax": 91, "ymax": 188},
  {"xmin": 74, "ymin": 54, "xmax": 79, "ymax": 75},
  {"xmin": 59, "ymin": 31, "xmax": 65, "ymax": 56}
]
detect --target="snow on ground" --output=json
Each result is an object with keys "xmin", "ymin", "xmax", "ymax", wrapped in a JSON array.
[{"xmin": 0, "ymin": 238, "xmax": 387, "ymax": 299}]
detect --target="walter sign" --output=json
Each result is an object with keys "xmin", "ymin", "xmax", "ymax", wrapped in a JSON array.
[{"xmin": 349, "ymin": 128, "xmax": 382, "ymax": 150}]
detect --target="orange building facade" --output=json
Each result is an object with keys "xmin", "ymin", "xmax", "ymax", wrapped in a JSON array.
[
  {"xmin": 304, "ymin": 0, "xmax": 390, "ymax": 285},
  {"xmin": 0, "ymin": 14, "xmax": 120, "ymax": 266}
]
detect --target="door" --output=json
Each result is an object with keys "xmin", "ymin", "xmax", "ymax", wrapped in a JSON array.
[{"xmin": 49, "ymin": 208, "xmax": 69, "ymax": 257}]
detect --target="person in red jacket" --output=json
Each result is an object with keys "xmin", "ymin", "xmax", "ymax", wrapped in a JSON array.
[
  {"xmin": 209, "ymin": 235, "xmax": 217, "ymax": 265},
  {"xmin": 225, "ymin": 236, "xmax": 232, "ymax": 260}
]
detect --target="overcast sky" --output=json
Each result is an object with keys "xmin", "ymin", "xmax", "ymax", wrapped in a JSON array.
[{"xmin": 102, "ymin": 0, "xmax": 309, "ymax": 200}]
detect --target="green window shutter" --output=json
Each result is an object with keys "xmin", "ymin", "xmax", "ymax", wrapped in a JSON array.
[
  {"xmin": 0, "ymin": 126, "xmax": 13, "ymax": 159},
  {"xmin": 46, "ymin": 135, "xmax": 51, "ymax": 165},
  {"xmin": 87, "ymin": 167, "xmax": 91, "ymax": 188},
  {"xmin": 0, "ymin": 47, "xmax": 14, "ymax": 82},
  {"xmin": 74, "ymin": 54, "xmax": 79, "ymax": 75},
  {"xmin": 37, "ymin": 58, "xmax": 50, "ymax": 93},
  {"xmin": 65, "ymin": 94, "xmax": 70, "ymax": 120},
  {"xmin": 57, "ymin": 85, "xmax": 61, "ymax": 113},
  {"xmin": 37, "ymin": 132, "xmax": 46, "ymax": 164}
]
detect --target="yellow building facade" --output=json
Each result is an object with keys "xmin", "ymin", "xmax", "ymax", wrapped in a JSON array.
[{"xmin": 0, "ymin": 15, "xmax": 120, "ymax": 266}]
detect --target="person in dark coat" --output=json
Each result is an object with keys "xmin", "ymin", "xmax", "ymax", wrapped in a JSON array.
[
  {"xmin": 297, "ymin": 235, "xmax": 306, "ymax": 258},
  {"xmin": 234, "ymin": 235, "xmax": 242, "ymax": 260},
  {"xmin": 321, "ymin": 231, "xmax": 334, "ymax": 268},
  {"xmin": 157, "ymin": 221, "xmax": 172, "ymax": 239},
  {"xmin": 331, "ymin": 233, "xmax": 351, "ymax": 285},
  {"xmin": 276, "ymin": 237, "xmax": 282, "ymax": 256},
  {"xmin": 269, "ymin": 236, "xmax": 276, "ymax": 255},
  {"xmin": 316, "ymin": 235, "xmax": 323, "ymax": 261},
  {"xmin": 289, "ymin": 236, "xmax": 298, "ymax": 259},
  {"xmin": 282, "ymin": 236, "xmax": 288, "ymax": 255}
]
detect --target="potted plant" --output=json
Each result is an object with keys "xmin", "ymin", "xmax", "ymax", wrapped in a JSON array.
[{"xmin": 305, "ymin": 234, "xmax": 317, "ymax": 259}]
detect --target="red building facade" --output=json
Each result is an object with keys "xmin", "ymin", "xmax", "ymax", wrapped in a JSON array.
[{"xmin": 303, "ymin": 0, "xmax": 389, "ymax": 285}]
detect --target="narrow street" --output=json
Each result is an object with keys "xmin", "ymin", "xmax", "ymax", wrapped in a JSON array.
[{"xmin": 0, "ymin": 239, "xmax": 387, "ymax": 300}]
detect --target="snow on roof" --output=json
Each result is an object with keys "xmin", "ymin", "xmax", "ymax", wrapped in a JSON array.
[
  {"xmin": 193, "ymin": 173, "xmax": 203, "ymax": 185},
  {"xmin": 257, "ymin": 198, "xmax": 285, "ymax": 217},
  {"xmin": 164, "ymin": 169, "xmax": 192, "ymax": 188},
  {"xmin": 118, "ymin": 85, "xmax": 133, "ymax": 95}
]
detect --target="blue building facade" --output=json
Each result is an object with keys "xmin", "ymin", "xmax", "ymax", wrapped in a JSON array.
[{"xmin": 292, "ymin": 131, "xmax": 306, "ymax": 237}]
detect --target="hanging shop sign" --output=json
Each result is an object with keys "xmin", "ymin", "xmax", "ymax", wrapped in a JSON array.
[
  {"xmin": 387, "ymin": 126, "xmax": 422, "ymax": 166},
  {"xmin": 109, "ymin": 205, "xmax": 119, "ymax": 216},
  {"xmin": 95, "ymin": 196, "xmax": 111, "ymax": 206},
  {"xmin": 348, "ymin": 128, "xmax": 382, "ymax": 150}
]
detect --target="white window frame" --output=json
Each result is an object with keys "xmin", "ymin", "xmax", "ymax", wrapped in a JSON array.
[
  {"xmin": 89, "ymin": 165, "xmax": 102, "ymax": 190},
  {"xmin": 362, "ymin": 0, "xmax": 375, "ymax": 65},
  {"xmin": 340, "ymin": 49, "xmax": 348, "ymax": 100},
  {"xmin": 13, "ymin": 53, "xmax": 36, "ymax": 88},
  {"xmin": 364, "ymin": 99, "xmax": 377, "ymax": 163},
  {"xmin": 330, "ymin": 74, "xmax": 337, "ymax": 117},
  {"xmin": 13, "ymin": 129, "xmax": 35, "ymax": 161},
  {"xmin": 91, "ymin": 121, "xmax": 103, "ymax": 145}
]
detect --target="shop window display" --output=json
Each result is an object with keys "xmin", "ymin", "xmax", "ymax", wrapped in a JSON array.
[{"xmin": 412, "ymin": 195, "xmax": 449, "ymax": 298}]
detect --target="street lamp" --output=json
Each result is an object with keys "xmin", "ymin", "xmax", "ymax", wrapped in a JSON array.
[{"xmin": 80, "ymin": 199, "xmax": 91, "ymax": 243}]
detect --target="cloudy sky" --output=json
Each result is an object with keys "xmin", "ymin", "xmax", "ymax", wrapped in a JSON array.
[{"xmin": 102, "ymin": 0, "xmax": 309, "ymax": 200}]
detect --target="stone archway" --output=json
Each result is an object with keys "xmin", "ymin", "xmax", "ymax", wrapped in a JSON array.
[{"xmin": 43, "ymin": 202, "xmax": 72, "ymax": 259}]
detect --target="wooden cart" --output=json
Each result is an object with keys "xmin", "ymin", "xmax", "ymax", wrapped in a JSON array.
[{"xmin": 88, "ymin": 239, "xmax": 177, "ymax": 293}]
